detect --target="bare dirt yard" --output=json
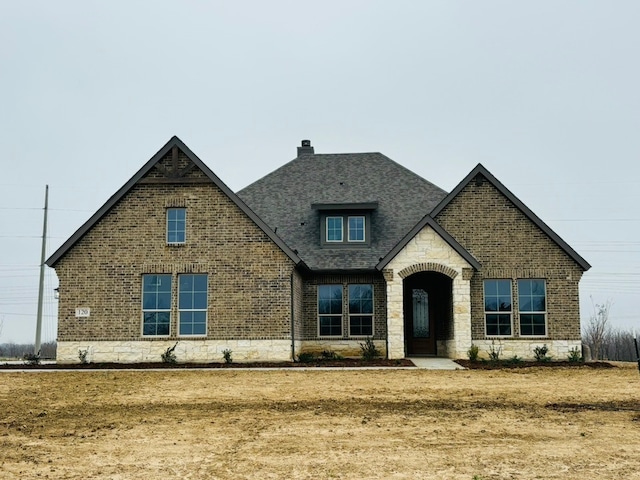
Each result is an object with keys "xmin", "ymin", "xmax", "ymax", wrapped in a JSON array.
[{"xmin": 1, "ymin": 364, "xmax": 639, "ymax": 479}]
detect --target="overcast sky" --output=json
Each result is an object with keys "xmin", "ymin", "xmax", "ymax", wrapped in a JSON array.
[{"xmin": 1, "ymin": 1, "xmax": 638, "ymax": 344}]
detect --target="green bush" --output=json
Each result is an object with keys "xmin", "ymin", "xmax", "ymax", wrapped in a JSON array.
[
  {"xmin": 467, "ymin": 344, "xmax": 479, "ymax": 362},
  {"xmin": 297, "ymin": 352, "xmax": 315, "ymax": 363},
  {"xmin": 222, "ymin": 348, "xmax": 233, "ymax": 364},
  {"xmin": 533, "ymin": 344, "xmax": 551, "ymax": 362},
  {"xmin": 567, "ymin": 347, "xmax": 582, "ymax": 363},
  {"xmin": 321, "ymin": 349, "xmax": 342, "ymax": 360},
  {"xmin": 488, "ymin": 340, "xmax": 502, "ymax": 362},
  {"xmin": 78, "ymin": 349, "xmax": 89, "ymax": 364},
  {"xmin": 360, "ymin": 337, "xmax": 381, "ymax": 361},
  {"xmin": 161, "ymin": 342, "xmax": 178, "ymax": 364}
]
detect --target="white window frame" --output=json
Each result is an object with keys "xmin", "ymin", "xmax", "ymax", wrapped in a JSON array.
[
  {"xmin": 325, "ymin": 216, "xmax": 344, "ymax": 243},
  {"xmin": 166, "ymin": 207, "xmax": 186, "ymax": 245},
  {"xmin": 347, "ymin": 216, "xmax": 366, "ymax": 243},
  {"xmin": 178, "ymin": 274, "xmax": 208, "ymax": 337},
  {"xmin": 141, "ymin": 274, "xmax": 172, "ymax": 337}
]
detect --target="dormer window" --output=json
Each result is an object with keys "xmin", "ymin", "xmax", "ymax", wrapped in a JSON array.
[
  {"xmin": 326, "ymin": 216, "xmax": 344, "ymax": 242},
  {"xmin": 348, "ymin": 216, "xmax": 365, "ymax": 242},
  {"xmin": 313, "ymin": 202, "xmax": 377, "ymax": 248}
]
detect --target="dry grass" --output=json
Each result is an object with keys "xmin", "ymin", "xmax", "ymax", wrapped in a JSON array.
[{"xmin": 1, "ymin": 364, "xmax": 639, "ymax": 479}]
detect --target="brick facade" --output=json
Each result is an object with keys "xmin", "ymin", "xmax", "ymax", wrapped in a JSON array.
[
  {"xmin": 55, "ymin": 151, "xmax": 296, "ymax": 361},
  {"xmin": 434, "ymin": 176, "xmax": 584, "ymax": 345}
]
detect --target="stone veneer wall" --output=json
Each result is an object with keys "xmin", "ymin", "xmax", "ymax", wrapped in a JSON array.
[
  {"xmin": 384, "ymin": 226, "xmax": 474, "ymax": 359},
  {"xmin": 54, "ymin": 151, "xmax": 296, "ymax": 363},
  {"xmin": 434, "ymin": 176, "xmax": 585, "ymax": 349},
  {"xmin": 58, "ymin": 339, "xmax": 292, "ymax": 364}
]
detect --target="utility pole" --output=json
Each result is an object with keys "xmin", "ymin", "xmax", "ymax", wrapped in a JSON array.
[{"xmin": 34, "ymin": 185, "xmax": 48, "ymax": 356}]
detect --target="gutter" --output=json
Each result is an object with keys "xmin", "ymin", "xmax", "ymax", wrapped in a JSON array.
[{"xmin": 290, "ymin": 272, "xmax": 296, "ymax": 362}]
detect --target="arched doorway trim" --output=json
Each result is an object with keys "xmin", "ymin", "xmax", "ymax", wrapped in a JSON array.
[{"xmin": 398, "ymin": 262, "xmax": 458, "ymax": 280}]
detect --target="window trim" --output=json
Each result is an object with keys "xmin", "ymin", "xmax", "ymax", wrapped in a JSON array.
[
  {"xmin": 320, "ymin": 212, "xmax": 372, "ymax": 247},
  {"xmin": 347, "ymin": 216, "xmax": 366, "ymax": 243},
  {"xmin": 483, "ymin": 279, "xmax": 513, "ymax": 338},
  {"xmin": 517, "ymin": 279, "xmax": 547, "ymax": 337},
  {"xmin": 317, "ymin": 284, "xmax": 343, "ymax": 337},
  {"xmin": 325, "ymin": 216, "xmax": 344, "ymax": 243},
  {"xmin": 178, "ymin": 274, "xmax": 208, "ymax": 337},
  {"xmin": 166, "ymin": 207, "xmax": 186, "ymax": 245},
  {"xmin": 348, "ymin": 284, "xmax": 374, "ymax": 337},
  {"xmin": 141, "ymin": 274, "xmax": 172, "ymax": 337}
]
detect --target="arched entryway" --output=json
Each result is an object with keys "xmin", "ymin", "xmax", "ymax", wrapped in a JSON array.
[{"xmin": 403, "ymin": 271, "xmax": 453, "ymax": 356}]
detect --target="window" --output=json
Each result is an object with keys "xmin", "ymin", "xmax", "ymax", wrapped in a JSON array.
[
  {"xmin": 318, "ymin": 285, "xmax": 342, "ymax": 336},
  {"xmin": 167, "ymin": 208, "xmax": 186, "ymax": 244},
  {"xmin": 178, "ymin": 274, "xmax": 208, "ymax": 336},
  {"xmin": 518, "ymin": 279, "xmax": 546, "ymax": 336},
  {"xmin": 326, "ymin": 217, "xmax": 343, "ymax": 242},
  {"xmin": 349, "ymin": 284, "xmax": 373, "ymax": 336},
  {"xmin": 142, "ymin": 274, "xmax": 172, "ymax": 336},
  {"xmin": 483, "ymin": 279, "xmax": 512, "ymax": 336},
  {"xmin": 348, "ymin": 216, "xmax": 365, "ymax": 242}
]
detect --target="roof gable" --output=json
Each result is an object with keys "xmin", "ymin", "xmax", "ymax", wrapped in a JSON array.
[
  {"xmin": 46, "ymin": 136, "xmax": 302, "ymax": 267},
  {"xmin": 430, "ymin": 163, "xmax": 591, "ymax": 271},
  {"xmin": 376, "ymin": 216, "xmax": 481, "ymax": 270}
]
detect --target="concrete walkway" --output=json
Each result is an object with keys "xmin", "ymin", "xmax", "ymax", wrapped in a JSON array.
[{"xmin": 408, "ymin": 357, "xmax": 465, "ymax": 370}]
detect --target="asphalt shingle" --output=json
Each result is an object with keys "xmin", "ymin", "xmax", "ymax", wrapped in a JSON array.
[{"xmin": 237, "ymin": 151, "xmax": 448, "ymax": 270}]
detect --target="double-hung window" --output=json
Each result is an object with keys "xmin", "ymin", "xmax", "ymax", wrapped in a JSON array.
[
  {"xmin": 518, "ymin": 279, "xmax": 547, "ymax": 336},
  {"xmin": 318, "ymin": 285, "xmax": 343, "ymax": 336},
  {"xmin": 142, "ymin": 274, "xmax": 172, "ymax": 336},
  {"xmin": 348, "ymin": 284, "xmax": 373, "ymax": 336},
  {"xmin": 326, "ymin": 217, "xmax": 343, "ymax": 242},
  {"xmin": 347, "ymin": 216, "xmax": 365, "ymax": 242},
  {"xmin": 167, "ymin": 208, "xmax": 186, "ymax": 244},
  {"xmin": 483, "ymin": 279, "xmax": 512, "ymax": 336},
  {"xmin": 178, "ymin": 274, "xmax": 208, "ymax": 336}
]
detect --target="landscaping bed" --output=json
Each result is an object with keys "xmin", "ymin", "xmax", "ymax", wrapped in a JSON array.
[
  {"xmin": 0, "ymin": 358, "xmax": 415, "ymax": 369},
  {"xmin": 455, "ymin": 359, "xmax": 616, "ymax": 369}
]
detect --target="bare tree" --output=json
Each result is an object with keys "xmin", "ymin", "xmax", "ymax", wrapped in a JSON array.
[{"xmin": 583, "ymin": 298, "xmax": 612, "ymax": 360}]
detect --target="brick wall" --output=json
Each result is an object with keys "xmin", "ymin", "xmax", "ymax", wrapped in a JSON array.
[
  {"xmin": 55, "ymin": 151, "xmax": 296, "ymax": 343},
  {"xmin": 300, "ymin": 272, "xmax": 387, "ymax": 342},
  {"xmin": 435, "ymin": 177, "xmax": 584, "ymax": 341}
]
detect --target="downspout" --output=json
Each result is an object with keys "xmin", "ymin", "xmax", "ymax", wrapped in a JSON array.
[{"xmin": 290, "ymin": 272, "xmax": 296, "ymax": 362}]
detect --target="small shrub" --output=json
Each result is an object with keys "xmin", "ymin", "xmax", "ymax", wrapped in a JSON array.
[
  {"xmin": 467, "ymin": 344, "xmax": 479, "ymax": 362},
  {"xmin": 567, "ymin": 347, "xmax": 582, "ymax": 363},
  {"xmin": 161, "ymin": 342, "xmax": 178, "ymax": 364},
  {"xmin": 23, "ymin": 353, "xmax": 41, "ymax": 365},
  {"xmin": 505, "ymin": 355, "xmax": 522, "ymax": 364},
  {"xmin": 320, "ymin": 349, "xmax": 343, "ymax": 360},
  {"xmin": 78, "ymin": 348, "xmax": 89, "ymax": 364},
  {"xmin": 360, "ymin": 337, "xmax": 381, "ymax": 361},
  {"xmin": 222, "ymin": 348, "xmax": 233, "ymax": 364},
  {"xmin": 297, "ymin": 352, "xmax": 315, "ymax": 363},
  {"xmin": 488, "ymin": 340, "xmax": 502, "ymax": 362},
  {"xmin": 533, "ymin": 344, "xmax": 551, "ymax": 362}
]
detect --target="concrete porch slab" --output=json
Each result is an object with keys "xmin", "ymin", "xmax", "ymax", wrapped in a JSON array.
[{"xmin": 408, "ymin": 357, "xmax": 465, "ymax": 370}]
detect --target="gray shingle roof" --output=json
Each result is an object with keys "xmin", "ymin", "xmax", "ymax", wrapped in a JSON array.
[{"xmin": 237, "ymin": 151, "xmax": 448, "ymax": 270}]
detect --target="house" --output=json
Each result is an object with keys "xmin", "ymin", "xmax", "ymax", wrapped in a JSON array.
[{"xmin": 46, "ymin": 136, "xmax": 590, "ymax": 363}]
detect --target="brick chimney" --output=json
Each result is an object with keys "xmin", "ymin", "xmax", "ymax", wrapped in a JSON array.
[{"xmin": 297, "ymin": 139, "xmax": 314, "ymax": 156}]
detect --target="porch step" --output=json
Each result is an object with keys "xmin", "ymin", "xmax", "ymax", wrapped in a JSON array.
[{"xmin": 407, "ymin": 357, "xmax": 464, "ymax": 370}]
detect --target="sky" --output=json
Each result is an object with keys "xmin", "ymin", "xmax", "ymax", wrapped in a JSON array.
[{"xmin": 1, "ymin": 1, "xmax": 639, "ymax": 344}]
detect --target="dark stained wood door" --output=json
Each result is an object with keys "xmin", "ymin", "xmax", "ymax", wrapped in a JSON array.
[{"xmin": 404, "ymin": 286, "xmax": 436, "ymax": 356}]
